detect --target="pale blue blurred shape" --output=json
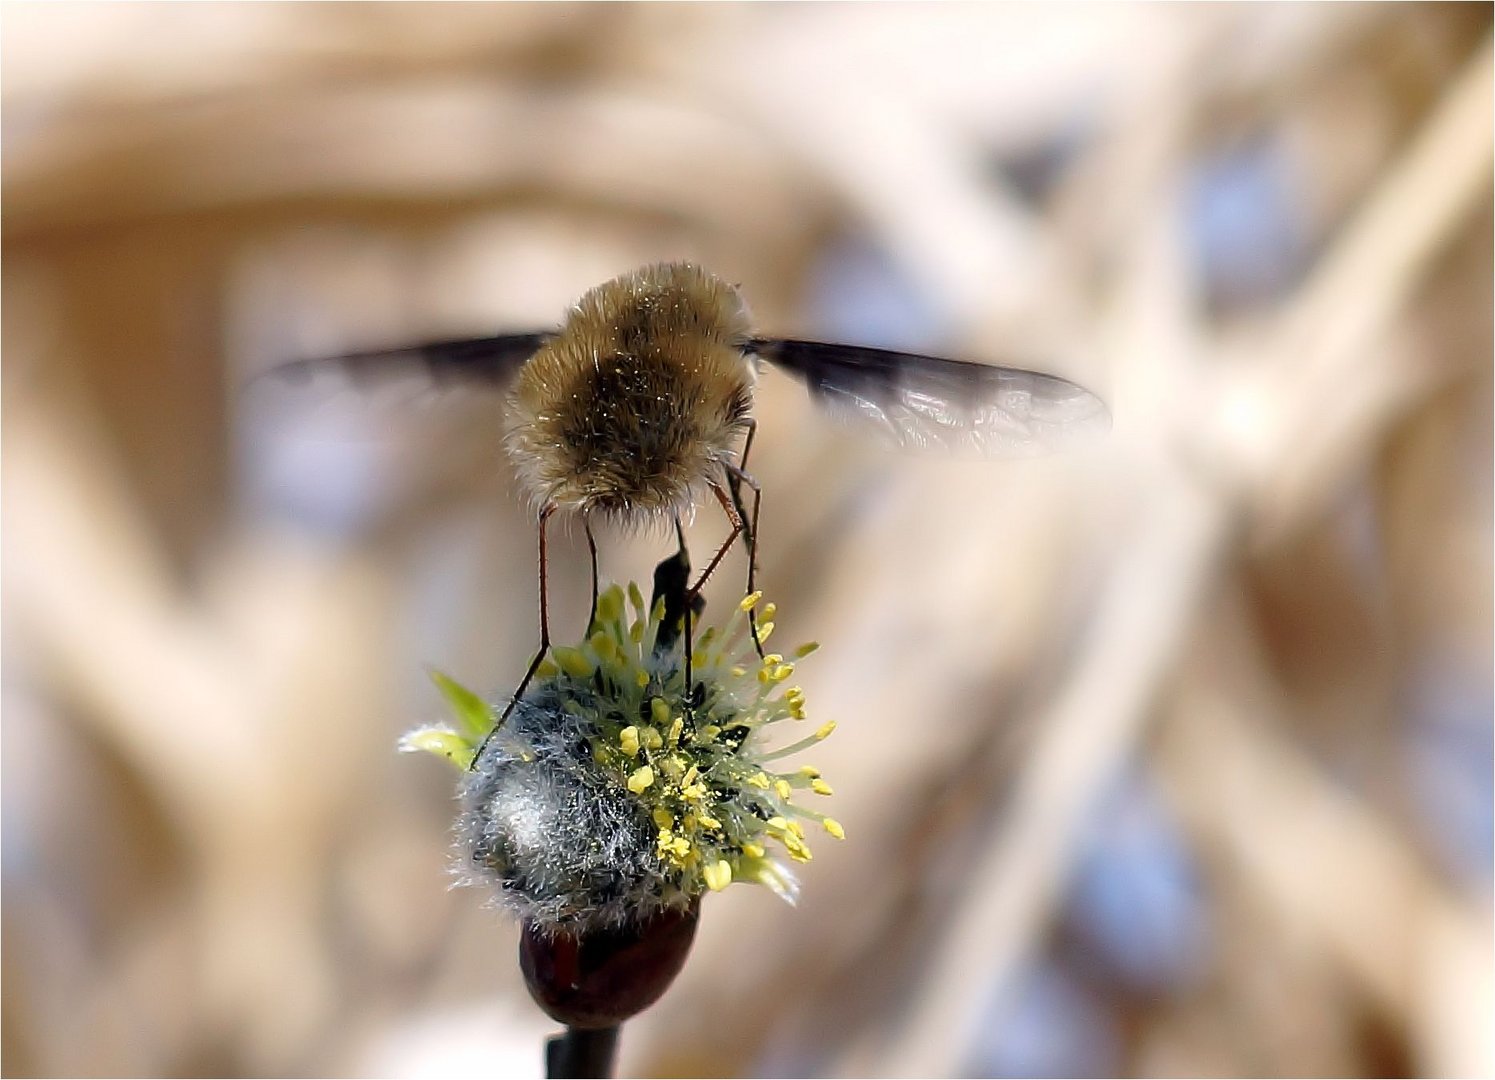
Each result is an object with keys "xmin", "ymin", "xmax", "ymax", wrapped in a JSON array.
[
  {"xmin": 965, "ymin": 960, "xmax": 1120, "ymax": 1078},
  {"xmin": 1407, "ymin": 657, "xmax": 1494, "ymax": 885},
  {"xmin": 1185, "ymin": 133, "xmax": 1307, "ymax": 311},
  {"xmin": 805, "ymin": 236, "xmax": 946, "ymax": 350},
  {"xmin": 1068, "ymin": 768, "xmax": 1211, "ymax": 992}
]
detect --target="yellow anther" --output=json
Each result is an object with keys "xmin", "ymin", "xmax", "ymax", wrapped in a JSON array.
[
  {"xmin": 815, "ymin": 720, "xmax": 837, "ymax": 740},
  {"xmin": 747, "ymin": 772, "xmax": 771, "ymax": 789},
  {"xmin": 682, "ymin": 765, "xmax": 699, "ymax": 786},
  {"xmin": 762, "ymin": 654, "xmax": 784, "ymax": 668},
  {"xmin": 660, "ymin": 755, "xmax": 685, "ymax": 781},
  {"xmin": 823, "ymin": 818, "xmax": 846, "ymax": 839},
  {"xmin": 682, "ymin": 782, "xmax": 707, "ymax": 801},
  {"xmin": 811, "ymin": 779, "xmax": 834, "ymax": 796},
  {"xmin": 651, "ymin": 697, "xmax": 670, "ymax": 726},
  {"xmin": 761, "ymin": 602, "xmax": 777, "ymax": 621},
  {"xmin": 668, "ymin": 717, "xmax": 684, "ymax": 747},
  {"xmin": 697, "ymin": 812, "xmax": 721, "ymax": 830},
  {"xmin": 628, "ymin": 581, "xmax": 645, "ymax": 614},
  {"xmin": 596, "ymin": 585, "xmax": 624, "ymax": 623},
  {"xmin": 771, "ymin": 663, "xmax": 795, "ymax": 682},
  {"xmin": 670, "ymin": 836, "xmax": 692, "ymax": 857},
  {"xmin": 775, "ymin": 779, "xmax": 793, "ymax": 800},
  {"xmin": 627, "ymin": 766, "xmax": 655, "ymax": 793},
  {"xmin": 730, "ymin": 666, "xmax": 747, "ymax": 678},
  {"xmin": 754, "ymin": 621, "xmax": 775, "ymax": 643},
  {"xmin": 786, "ymin": 820, "xmax": 805, "ymax": 838},
  {"xmin": 740, "ymin": 591, "xmax": 764, "ymax": 612},
  {"xmin": 652, "ymin": 807, "xmax": 674, "ymax": 829},
  {"xmin": 630, "ymin": 620, "xmax": 645, "ymax": 644},
  {"xmin": 589, "ymin": 630, "xmax": 614, "ymax": 659},
  {"xmin": 642, "ymin": 726, "xmax": 664, "ymax": 751},
  {"xmin": 701, "ymin": 724, "xmax": 721, "ymax": 741},
  {"xmin": 766, "ymin": 816, "xmax": 789, "ymax": 831},
  {"xmin": 619, "ymin": 726, "xmax": 641, "ymax": 757},
  {"xmin": 535, "ymin": 658, "xmax": 559, "ymax": 679},
  {"xmin": 798, "ymin": 765, "xmax": 821, "ymax": 778},
  {"xmin": 552, "ymin": 646, "xmax": 593, "ymax": 678},
  {"xmin": 794, "ymin": 641, "xmax": 821, "ymax": 658},
  {"xmin": 635, "ymin": 670, "xmax": 650, "ymax": 688},
  {"xmin": 703, "ymin": 860, "xmax": 733, "ymax": 892},
  {"xmin": 742, "ymin": 842, "xmax": 766, "ymax": 859}
]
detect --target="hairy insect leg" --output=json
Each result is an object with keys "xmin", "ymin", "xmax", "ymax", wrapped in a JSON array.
[{"xmin": 471, "ymin": 503, "xmax": 557, "ymax": 769}]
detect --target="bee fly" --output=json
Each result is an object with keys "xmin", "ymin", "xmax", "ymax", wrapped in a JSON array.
[{"xmin": 280, "ymin": 262, "xmax": 1108, "ymax": 756}]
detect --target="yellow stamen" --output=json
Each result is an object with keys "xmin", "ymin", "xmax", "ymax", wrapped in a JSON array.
[
  {"xmin": 703, "ymin": 860, "xmax": 733, "ymax": 891},
  {"xmin": 775, "ymin": 779, "xmax": 793, "ymax": 800},
  {"xmin": 794, "ymin": 641, "xmax": 821, "ymax": 658},
  {"xmin": 653, "ymin": 807, "xmax": 674, "ymax": 829},
  {"xmin": 651, "ymin": 697, "xmax": 670, "ymax": 727},
  {"xmin": 627, "ymin": 766, "xmax": 654, "ymax": 793},
  {"xmin": 823, "ymin": 818, "xmax": 846, "ymax": 839},
  {"xmin": 811, "ymin": 778, "xmax": 834, "ymax": 796},
  {"xmin": 740, "ymin": 591, "xmax": 763, "ymax": 612},
  {"xmin": 642, "ymin": 726, "xmax": 663, "ymax": 751},
  {"xmin": 742, "ymin": 842, "xmax": 766, "ymax": 858},
  {"xmin": 815, "ymin": 720, "xmax": 837, "ymax": 740},
  {"xmin": 761, "ymin": 602, "xmax": 777, "ymax": 621},
  {"xmin": 798, "ymin": 765, "xmax": 821, "ymax": 778},
  {"xmin": 619, "ymin": 726, "xmax": 641, "ymax": 757},
  {"xmin": 535, "ymin": 658, "xmax": 559, "ymax": 679},
  {"xmin": 668, "ymin": 717, "xmax": 684, "ymax": 747},
  {"xmin": 552, "ymin": 646, "xmax": 593, "ymax": 677},
  {"xmin": 755, "ymin": 621, "xmax": 775, "ymax": 643},
  {"xmin": 747, "ymin": 772, "xmax": 771, "ymax": 789}
]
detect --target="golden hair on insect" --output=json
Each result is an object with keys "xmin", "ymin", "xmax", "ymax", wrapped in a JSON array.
[{"xmin": 505, "ymin": 263, "xmax": 756, "ymax": 525}]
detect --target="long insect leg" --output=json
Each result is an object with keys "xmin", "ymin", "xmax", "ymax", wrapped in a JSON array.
[
  {"xmin": 471, "ymin": 503, "xmax": 556, "ymax": 769},
  {"xmin": 724, "ymin": 420, "xmax": 764, "ymax": 657},
  {"xmin": 583, "ymin": 515, "xmax": 599, "ymax": 635},
  {"xmin": 688, "ymin": 481, "xmax": 745, "ymax": 598}
]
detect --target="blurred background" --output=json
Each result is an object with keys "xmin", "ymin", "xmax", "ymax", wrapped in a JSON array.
[{"xmin": 3, "ymin": 4, "xmax": 1491, "ymax": 1077}]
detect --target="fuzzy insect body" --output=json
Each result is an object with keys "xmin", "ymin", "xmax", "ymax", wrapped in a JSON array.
[{"xmin": 506, "ymin": 264, "xmax": 756, "ymax": 523}]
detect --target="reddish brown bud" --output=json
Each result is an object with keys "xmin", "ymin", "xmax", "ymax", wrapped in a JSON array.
[{"xmin": 519, "ymin": 902, "xmax": 701, "ymax": 1029}]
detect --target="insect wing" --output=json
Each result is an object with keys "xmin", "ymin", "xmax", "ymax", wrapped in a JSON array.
[
  {"xmin": 752, "ymin": 338, "xmax": 1109, "ymax": 456},
  {"xmin": 271, "ymin": 332, "xmax": 551, "ymax": 390}
]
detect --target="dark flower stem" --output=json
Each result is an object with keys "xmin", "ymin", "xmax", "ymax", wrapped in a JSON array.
[{"xmin": 546, "ymin": 1025, "xmax": 620, "ymax": 1079}]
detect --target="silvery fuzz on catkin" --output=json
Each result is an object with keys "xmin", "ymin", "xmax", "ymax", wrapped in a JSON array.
[{"xmin": 459, "ymin": 686, "xmax": 676, "ymax": 933}]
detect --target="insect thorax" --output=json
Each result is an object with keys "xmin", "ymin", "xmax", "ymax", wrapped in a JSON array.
[{"xmin": 506, "ymin": 264, "xmax": 755, "ymax": 519}]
